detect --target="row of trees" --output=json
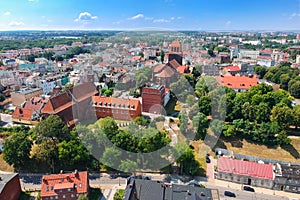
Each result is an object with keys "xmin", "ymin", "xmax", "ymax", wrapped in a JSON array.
[
  {"xmin": 3, "ymin": 115, "xmax": 97, "ymax": 172},
  {"xmin": 255, "ymin": 64, "xmax": 300, "ymax": 98},
  {"xmin": 171, "ymin": 75, "xmax": 299, "ymax": 146}
]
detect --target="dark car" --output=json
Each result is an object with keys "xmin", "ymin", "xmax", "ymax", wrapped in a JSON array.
[
  {"xmin": 224, "ymin": 191, "xmax": 236, "ymax": 197},
  {"xmin": 206, "ymin": 157, "xmax": 211, "ymax": 163},
  {"xmin": 243, "ymin": 186, "xmax": 255, "ymax": 192}
]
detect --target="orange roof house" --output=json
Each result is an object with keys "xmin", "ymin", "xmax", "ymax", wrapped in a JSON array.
[
  {"xmin": 41, "ymin": 171, "xmax": 89, "ymax": 200},
  {"xmin": 92, "ymin": 96, "xmax": 142, "ymax": 121},
  {"xmin": 216, "ymin": 75, "xmax": 259, "ymax": 92}
]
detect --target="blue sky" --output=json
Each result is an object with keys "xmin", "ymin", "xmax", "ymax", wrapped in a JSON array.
[{"xmin": 0, "ymin": 0, "xmax": 300, "ymax": 31}]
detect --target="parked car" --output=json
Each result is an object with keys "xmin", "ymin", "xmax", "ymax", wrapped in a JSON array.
[
  {"xmin": 243, "ymin": 186, "xmax": 255, "ymax": 192},
  {"xmin": 206, "ymin": 157, "xmax": 211, "ymax": 163},
  {"xmin": 224, "ymin": 191, "xmax": 236, "ymax": 197}
]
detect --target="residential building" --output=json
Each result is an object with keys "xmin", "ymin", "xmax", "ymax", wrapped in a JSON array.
[
  {"xmin": 216, "ymin": 75, "xmax": 259, "ymax": 92},
  {"xmin": 216, "ymin": 157, "xmax": 274, "ymax": 189},
  {"xmin": 123, "ymin": 178, "xmax": 219, "ymax": 200},
  {"xmin": 92, "ymin": 96, "xmax": 142, "ymax": 121},
  {"xmin": 273, "ymin": 164, "xmax": 300, "ymax": 194},
  {"xmin": 0, "ymin": 173, "xmax": 22, "ymax": 200},
  {"xmin": 238, "ymin": 49, "xmax": 259, "ymax": 60},
  {"xmin": 142, "ymin": 84, "xmax": 165, "ymax": 114},
  {"xmin": 40, "ymin": 171, "xmax": 89, "ymax": 200},
  {"xmin": 11, "ymin": 88, "xmax": 43, "ymax": 106},
  {"xmin": 12, "ymin": 97, "xmax": 48, "ymax": 125}
]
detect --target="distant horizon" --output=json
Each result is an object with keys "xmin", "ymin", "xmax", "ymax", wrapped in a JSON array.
[{"xmin": 1, "ymin": 0, "xmax": 300, "ymax": 31}]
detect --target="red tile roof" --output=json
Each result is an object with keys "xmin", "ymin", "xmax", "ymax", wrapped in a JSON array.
[
  {"xmin": 12, "ymin": 108, "xmax": 34, "ymax": 121},
  {"xmin": 153, "ymin": 64, "xmax": 165, "ymax": 73},
  {"xmin": 177, "ymin": 65, "xmax": 189, "ymax": 74},
  {"xmin": 218, "ymin": 157, "xmax": 274, "ymax": 180},
  {"xmin": 168, "ymin": 59, "xmax": 181, "ymax": 70},
  {"xmin": 216, "ymin": 76, "xmax": 258, "ymax": 90},
  {"xmin": 157, "ymin": 66, "xmax": 175, "ymax": 78},
  {"xmin": 92, "ymin": 96, "xmax": 141, "ymax": 109},
  {"xmin": 225, "ymin": 66, "xmax": 241, "ymax": 72},
  {"xmin": 41, "ymin": 171, "xmax": 89, "ymax": 198}
]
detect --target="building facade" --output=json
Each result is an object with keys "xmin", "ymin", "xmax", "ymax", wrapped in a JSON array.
[
  {"xmin": 142, "ymin": 85, "xmax": 165, "ymax": 114},
  {"xmin": 92, "ymin": 96, "xmax": 142, "ymax": 121},
  {"xmin": 41, "ymin": 171, "xmax": 89, "ymax": 200},
  {"xmin": 0, "ymin": 173, "xmax": 22, "ymax": 200}
]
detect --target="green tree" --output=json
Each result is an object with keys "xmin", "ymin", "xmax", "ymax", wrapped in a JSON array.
[
  {"xmin": 192, "ymin": 112, "xmax": 209, "ymax": 140},
  {"xmin": 293, "ymin": 105, "xmax": 300, "ymax": 130},
  {"xmin": 98, "ymin": 117, "xmax": 119, "ymax": 139},
  {"xmin": 77, "ymin": 194, "xmax": 88, "ymax": 200},
  {"xmin": 119, "ymin": 159, "xmax": 138, "ymax": 173},
  {"xmin": 3, "ymin": 132, "xmax": 32, "ymax": 170},
  {"xmin": 254, "ymin": 66, "xmax": 267, "ymax": 78},
  {"xmin": 179, "ymin": 110, "xmax": 188, "ymax": 135},
  {"xmin": 270, "ymin": 104, "xmax": 293, "ymax": 129},
  {"xmin": 160, "ymin": 50, "xmax": 165, "ymax": 63},
  {"xmin": 186, "ymin": 95, "xmax": 197, "ymax": 107},
  {"xmin": 101, "ymin": 147, "xmax": 122, "ymax": 169},
  {"xmin": 34, "ymin": 115, "xmax": 70, "ymax": 142},
  {"xmin": 58, "ymin": 139, "xmax": 91, "ymax": 169},
  {"xmin": 255, "ymin": 102, "xmax": 271, "ymax": 123},
  {"xmin": 0, "ymin": 93, "xmax": 5, "ymax": 102},
  {"xmin": 289, "ymin": 81, "xmax": 300, "ymax": 98}
]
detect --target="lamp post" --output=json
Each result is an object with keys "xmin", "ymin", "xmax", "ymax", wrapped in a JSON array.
[{"xmin": 118, "ymin": 173, "xmax": 121, "ymax": 186}]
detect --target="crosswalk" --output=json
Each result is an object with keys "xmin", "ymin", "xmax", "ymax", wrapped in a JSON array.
[{"xmin": 99, "ymin": 189, "xmax": 117, "ymax": 200}]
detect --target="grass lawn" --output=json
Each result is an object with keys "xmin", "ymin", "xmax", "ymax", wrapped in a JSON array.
[
  {"xmin": 190, "ymin": 140, "xmax": 208, "ymax": 176},
  {"xmin": 215, "ymin": 136, "xmax": 300, "ymax": 163},
  {"xmin": 0, "ymin": 154, "xmax": 14, "ymax": 172}
]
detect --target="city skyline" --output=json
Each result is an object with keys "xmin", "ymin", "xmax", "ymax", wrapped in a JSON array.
[{"xmin": 0, "ymin": 0, "xmax": 300, "ymax": 31}]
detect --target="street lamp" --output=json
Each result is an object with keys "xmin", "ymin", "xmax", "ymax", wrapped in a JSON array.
[{"xmin": 118, "ymin": 173, "xmax": 121, "ymax": 186}]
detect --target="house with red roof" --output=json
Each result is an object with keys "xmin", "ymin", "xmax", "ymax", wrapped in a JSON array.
[
  {"xmin": 216, "ymin": 75, "xmax": 259, "ymax": 92},
  {"xmin": 92, "ymin": 96, "xmax": 142, "ymax": 121},
  {"xmin": 40, "ymin": 171, "xmax": 89, "ymax": 200},
  {"xmin": 216, "ymin": 157, "xmax": 275, "ymax": 189}
]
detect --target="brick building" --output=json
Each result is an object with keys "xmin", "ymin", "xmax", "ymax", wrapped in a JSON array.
[
  {"xmin": 40, "ymin": 171, "xmax": 89, "ymax": 200},
  {"xmin": 92, "ymin": 96, "xmax": 142, "ymax": 121},
  {"xmin": 0, "ymin": 173, "xmax": 22, "ymax": 200},
  {"xmin": 142, "ymin": 85, "xmax": 165, "ymax": 114},
  {"xmin": 41, "ymin": 82, "xmax": 98, "ymax": 127}
]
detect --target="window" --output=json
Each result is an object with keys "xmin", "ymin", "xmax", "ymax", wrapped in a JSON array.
[
  {"xmin": 68, "ymin": 188, "xmax": 71, "ymax": 192},
  {"xmin": 71, "ymin": 194, "xmax": 75, "ymax": 198},
  {"xmin": 62, "ymin": 178, "xmax": 64, "ymax": 182},
  {"xmin": 55, "ymin": 196, "xmax": 58, "ymax": 199},
  {"xmin": 74, "ymin": 184, "xmax": 77, "ymax": 188},
  {"xmin": 50, "ymin": 197, "xmax": 54, "ymax": 200},
  {"xmin": 63, "ymin": 195, "xmax": 66, "ymax": 199},
  {"xmin": 60, "ymin": 190, "xmax": 62, "ymax": 193},
  {"xmin": 79, "ymin": 183, "xmax": 82, "ymax": 188},
  {"xmin": 51, "ymin": 186, "xmax": 54, "ymax": 190},
  {"xmin": 46, "ymin": 186, "xmax": 49, "ymax": 191}
]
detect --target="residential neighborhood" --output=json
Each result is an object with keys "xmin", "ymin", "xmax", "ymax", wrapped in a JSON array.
[{"xmin": 0, "ymin": 1, "xmax": 300, "ymax": 200}]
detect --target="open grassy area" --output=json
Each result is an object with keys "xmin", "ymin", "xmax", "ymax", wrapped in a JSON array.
[
  {"xmin": 190, "ymin": 140, "xmax": 207, "ymax": 176},
  {"xmin": 0, "ymin": 154, "xmax": 14, "ymax": 172},
  {"xmin": 215, "ymin": 136, "xmax": 300, "ymax": 163}
]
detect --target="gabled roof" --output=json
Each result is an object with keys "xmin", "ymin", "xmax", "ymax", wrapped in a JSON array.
[
  {"xmin": 41, "ymin": 171, "xmax": 88, "ymax": 197},
  {"xmin": 42, "ymin": 82, "xmax": 98, "ymax": 114},
  {"xmin": 157, "ymin": 66, "xmax": 175, "ymax": 78},
  {"xmin": 169, "ymin": 59, "xmax": 181, "ymax": 70},
  {"xmin": 225, "ymin": 66, "xmax": 241, "ymax": 72},
  {"xmin": 153, "ymin": 64, "xmax": 165, "ymax": 73},
  {"xmin": 216, "ymin": 75, "xmax": 259, "ymax": 90},
  {"xmin": 218, "ymin": 157, "xmax": 274, "ymax": 180},
  {"xmin": 12, "ymin": 108, "xmax": 34, "ymax": 121}
]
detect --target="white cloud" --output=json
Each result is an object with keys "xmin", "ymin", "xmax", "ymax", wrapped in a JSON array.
[
  {"xmin": 4, "ymin": 11, "xmax": 11, "ymax": 16},
  {"xmin": 9, "ymin": 21, "xmax": 25, "ymax": 27},
  {"xmin": 153, "ymin": 18, "xmax": 171, "ymax": 23},
  {"xmin": 128, "ymin": 14, "xmax": 144, "ymax": 20},
  {"xmin": 145, "ymin": 17, "xmax": 154, "ymax": 20},
  {"xmin": 289, "ymin": 13, "xmax": 300, "ymax": 20},
  {"xmin": 75, "ymin": 12, "xmax": 98, "ymax": 22},
  {"xmin": 226, "ymin": 20, "xmax": 232, "ymax": 26}
]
